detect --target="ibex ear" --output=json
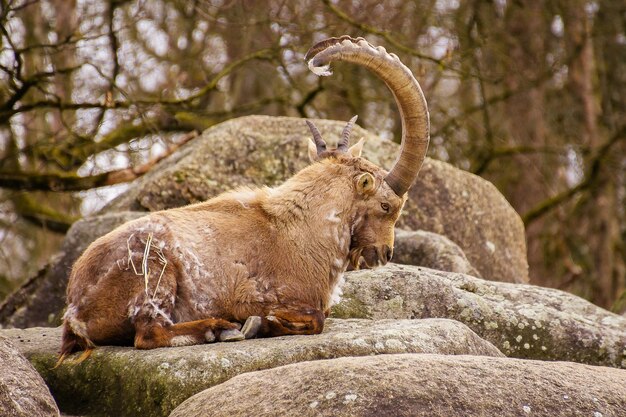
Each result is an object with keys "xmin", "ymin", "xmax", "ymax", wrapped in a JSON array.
[
  {"xmin": 356, "ymin": 172, "xmax": 376, "ymax": 195},
  {"xmin": 348, "ymin": 137, "xmax": 365, "ymax": 157},
  {"xmin": 308, "ymin": 139, "xmax": 319, "ymax": 163}
]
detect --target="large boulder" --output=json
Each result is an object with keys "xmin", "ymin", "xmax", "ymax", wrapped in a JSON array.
[
  {"xmin": 104, "ymin": 115, "xmax": 528, "ymax": 284},
  {"xmin": 0, "ymin": 335, "xmax": 60, "ymax": 417},
  {"xmin": 2, "ymin": 318, "xmax": 502, "ymax": 417},
  {"xmin": 171, "ymin": 353, "xmax": 626, "ymax": 417},
  {"xmin": 0, "ymin": 211, "xmax": 145, "ymax": 328},
  {"xmin": 331, "ymin": 263, "xmax": 626, "ymax": 368},
  {"xmin": 1, "ymin": 115, "xmax": 527, "ymax": 328}
]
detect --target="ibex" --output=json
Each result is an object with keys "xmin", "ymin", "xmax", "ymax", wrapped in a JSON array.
[{"xmin": 58, "ymin": 36, "xmax": 429, "ymax": 363}]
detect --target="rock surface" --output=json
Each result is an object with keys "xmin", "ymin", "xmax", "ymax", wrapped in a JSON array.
[
  {"xmin": 171, "ymin": 353, "xmax": 626, "ymax": 417},
  {"xmin": 393, "ymin": 229, "xmax": 480, "ymax": 277},
  {"xmin": 2, "ymin": 318, "xmax": 502, "ymax": 417},
  {"xmin": 331, "ymin": 263, "xmax": 626, "ymax": 368},
  {"xmin": 404, "ymin": 157, "xmax": 528, "ymax": 283},
  {"xmin": 104, "ymin": 115, "xmax": 528, "ymax": 284},
  {"xmin": 0, "ymin": 335, "xmax": 60, "ymax": 417},
  {"xmin": 0, "ymin": 211, "xmax": 145, "ymax": 329}
]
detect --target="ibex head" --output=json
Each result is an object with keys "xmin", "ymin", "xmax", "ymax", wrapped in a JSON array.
[
  {"xmin": 304, "ymin": 36, "xmax": 431, "ymax": 269},
  {"xmin": 305, "ymin": 116, "xmax": 406, "ymax": 269}
]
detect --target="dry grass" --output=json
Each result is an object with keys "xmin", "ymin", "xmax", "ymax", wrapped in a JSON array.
[{"xmin": 126, "ymin": 232, "xmax": 168, "ymax": 298}]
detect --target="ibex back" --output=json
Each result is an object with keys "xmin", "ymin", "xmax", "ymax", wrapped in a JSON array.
[{"xmin": 59, "ymin": 36, "xmax": 430, "ymax": 363}]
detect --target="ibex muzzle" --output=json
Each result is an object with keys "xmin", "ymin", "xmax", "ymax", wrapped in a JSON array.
[{"xmin": 57, "ymin": 36, "xmax": 429, "ymax": 364}]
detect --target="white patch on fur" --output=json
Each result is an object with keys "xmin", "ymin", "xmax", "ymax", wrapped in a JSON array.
[
  {"xmin": 185, "ymin": 249, "xmax": 203, "ymax": 270},
  {"xmin": 63, "ymin": 304, "xmax": 76, "ymax": 320},
  {"xmin": 64, "ymin": 304, "xmax": 90, "ymax": 339},
  {"xmin": 338, "ymin": 234, "xmax": 349, "ymax": 251},
  {"xmin": 308, "ymin": 59, "xmax": 332, "ymax": 76},
  {"xmin": 147, "ymin": 300, "xmax": 174, "ymax": 325},
  {"xmin": 326, "ymin": 209, "xmax": 341, "ymax": 224},
  {"xmin": 263, "ymin": 186, "xmax": 278, "ymax": 197},
  {"xmin": 170, "ymin": 335, "xmax": 198, "ymax": 347},
  {"xmin": 143, "ymin": 222, "xmax": 165, "ymax": 235},
  {"xmin": 126, "ymin": 296, "xmax": 141, "ymax": 320},
  {"xmin": 351, "ymin": 215, "xmax": 363, "ymax": 235},
  {"xmin": 116, "ymin": 258, "xmax": 127, "ymax": 271},
  {"xmin": 172, "ymin": 237, "xmax": 205, "ymax": 275},
  {"xmin": 230, "ymin": 189, "xmax": 256, "ymax": 209},
  {"xmin": 330, "ymin": 273, "xmax": 346, "ymax": 306},
  {"xmin": 127, "ymin": 304, "xmax": 141, "ymax": 320}
]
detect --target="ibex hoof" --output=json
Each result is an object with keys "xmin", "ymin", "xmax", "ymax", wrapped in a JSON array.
[
  {"xmin": 241, "ymin": 316, "xmax": 262, "ymax": 339},
  {"xmin": 205, "ymin": 330, "xmax": 216, "ymax": 343},
  {"xmin": 219, "ymin": 329, "xmax": 245, "ymax": 342}
]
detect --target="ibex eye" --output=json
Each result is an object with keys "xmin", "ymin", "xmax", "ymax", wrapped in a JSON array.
[{"xmin": 381, "ymin": 202, "xmax": 390, "ymax": 212}]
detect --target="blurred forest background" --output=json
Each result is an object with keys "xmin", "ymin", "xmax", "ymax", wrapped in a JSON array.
[{"xmin": 0, "ymin": 0, "xmax": 624, "ymax": 310}]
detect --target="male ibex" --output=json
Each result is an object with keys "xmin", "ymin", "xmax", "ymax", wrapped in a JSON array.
[{"xmin": 59, "ymin": 36, "xmax": 429, "ymax": 362}]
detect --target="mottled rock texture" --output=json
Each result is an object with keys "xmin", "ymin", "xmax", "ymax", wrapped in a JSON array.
[
  {"xmin": 331, "ymin": 263, "xmax": 626, "ymax": 368},
  {"xmin": 171, "ymin": 353, "xmax": 626, "ymax": 417},
  {"xmin": 2, "ymin": 318, "xmax": 501, "ymax": 417},
  {"xmin": 0, "ymin": 335, "xmax": 60, "ymax": 417}
]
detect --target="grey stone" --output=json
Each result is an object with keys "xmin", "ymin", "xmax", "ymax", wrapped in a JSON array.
[
  {"xmin": 170, "ymin": 353, "xmax": 626, "ymax": 417},
  {"xmin": 1, "ymin": 318, "xmax": 502, "ymax": 417},
  {"xmin": 331, "ymin": 263, "xmax": 626, "ymax": 368},
  {"xmin": 393, "ymin": 228, "xmax": 480, "ymax": 277},
  {"xmin": 403, "ymin": 157, "xmax": 528, "ymax": 283},
  {"xmin": 217, "ymin": 329, "xmax": 245, "ymax": 342},
  {"xmin": 241, "ymin": 315, "xmax": 262, "ymax": 339},
  {"xmin": 0, "ymin": 335, "xmax": 60, "ymax": 417}
]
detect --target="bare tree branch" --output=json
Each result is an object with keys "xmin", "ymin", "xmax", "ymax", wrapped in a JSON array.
[
  {"xmin": 0, "ymin": 48, "xmax": 277, "ymax": 122},
  {"xmin": 522, "ymin": 126, "xmax": 626, "ymax": 225},
  {"xmin": 12, "ymin": 193, "xmax": 76, "ymax": 233},
  {"xmin": 0, "ymin": 130, "xmax": 199, "ymax": 191},
  {"xmin": 321, "ymin": 0, "xmax": 451, "ymax": 67}
]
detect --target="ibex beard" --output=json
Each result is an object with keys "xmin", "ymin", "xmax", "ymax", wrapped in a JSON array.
[{"xmin": 58, "ymin": 36, "xmax": 429, "ymax": 364}]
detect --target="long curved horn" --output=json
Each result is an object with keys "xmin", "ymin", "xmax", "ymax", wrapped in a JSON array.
[
  {"xmin": 305, "ymin": 120, "xmax": 327, "ymax": 155},
  {"xmin": 337, "ymin": 115, "xmax": 358, "ymax": 152},
  {"xmin": 305, "ymin": 36, "xmax": 430, "ymax": 196}
]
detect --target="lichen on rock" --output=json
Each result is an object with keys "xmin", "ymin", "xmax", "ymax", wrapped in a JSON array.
[
  {"xmin": 170, "ymin": 353, "xmax": 626, "ymax": 417},
  {"xmin": 331, "ymin": 263, "xmax": 626, "ymax": 368},
  {"xmin": 0, "ymin": 335, "xmax": 60, "ymax": 417}
]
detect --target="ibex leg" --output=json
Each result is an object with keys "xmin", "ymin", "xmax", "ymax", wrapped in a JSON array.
[
  {"xmin": 134, "ymin": 317, "xmax": 240, "ymax": 349},
  {"xmin": 259, "ymin": 306, "xmax": 325, "ymax": 337}
]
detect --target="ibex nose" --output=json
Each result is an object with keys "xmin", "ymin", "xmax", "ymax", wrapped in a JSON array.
[{"xmin": 383, "ymin": 245, "xmax": 393, "ymax": 263}]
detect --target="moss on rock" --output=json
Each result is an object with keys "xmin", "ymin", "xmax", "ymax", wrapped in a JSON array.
[{"xmin": 2, "ymin": 318, "xmax": 502, "ymax": 417}]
